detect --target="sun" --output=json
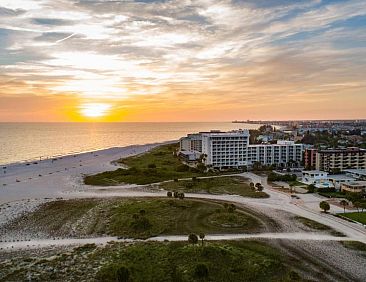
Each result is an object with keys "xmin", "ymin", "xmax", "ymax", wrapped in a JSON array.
[{"xmin": 79, "ymin": 103, "xmax": 112, "ymax": 118}]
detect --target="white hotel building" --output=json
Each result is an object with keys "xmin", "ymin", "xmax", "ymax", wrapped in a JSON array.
[{"xmin": 180, "ymin": 130, "xmax": 305, "ymax": 169}]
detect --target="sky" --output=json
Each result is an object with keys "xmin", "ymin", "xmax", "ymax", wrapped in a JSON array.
[{"xmin": 0, "ymin": 0, "xmax": 365, "ymax": 122}]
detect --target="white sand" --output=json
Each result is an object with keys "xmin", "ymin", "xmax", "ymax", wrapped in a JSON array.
[{"xmin": 0, "ymin": 141, "xmax": 173, "ymax": 228}]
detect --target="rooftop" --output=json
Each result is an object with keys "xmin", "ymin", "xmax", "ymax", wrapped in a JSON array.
[{"xmin": 343, "ymin": 169, "xmax": 366, "ymax": 176}]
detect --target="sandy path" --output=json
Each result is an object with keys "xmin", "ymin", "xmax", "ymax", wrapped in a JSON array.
[{"xmin": 0, "ymin": 232, "xmax": 354, "ymax": 251}]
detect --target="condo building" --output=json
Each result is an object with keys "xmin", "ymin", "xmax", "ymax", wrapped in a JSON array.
[
  {"xmin": 179, "ymin": 130, "xmax": 304, "ymax": 169},
  {"xmin": 315, "ymin": 148, "xmax": 366, "ymax": 172},
  {"xmin": 248, "ymin": 140, "xmax": 304, "ymax": 167}
]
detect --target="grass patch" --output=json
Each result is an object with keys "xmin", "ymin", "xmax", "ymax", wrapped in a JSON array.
[
  {"xmin": 108, "ymin": 198, "xmax": 262, "ymax": 238},
  {"xmin": 84, "ymin": 144, "xmax": 196, "ymax": 185},
  {"xmin": 0, "ymin": 241, "xmax": 304, "ymax": 282},
  {"xmin": 341, "ymin": 241, "xmax": 366, "ymax": 252},
  {"xmin": 295, "ymin": 216, "xmax": 345, "ymax": 236},
  {"xmin": 161, "ymin": 176, "xmax": 269, "ymax": 198},
  {"xmin": 318, "ymin": 192, "xmax": 345, "ymax": 198},
  {"xmin": 5, "ymin": 198, "xmax": 264, "ymax": 239},
  {"xmin": 84, "ymin": 143, "xmax": 239, "ymax": 186},
  {"xmin": 341, "ymin": 212, "xmax": 366, "ymax": 225},
  {"xmin": 95, "ymin": 241, "xmax": 293, "ymax": 282}
]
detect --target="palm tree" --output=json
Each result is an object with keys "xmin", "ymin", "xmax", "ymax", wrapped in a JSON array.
[
  {"xmin": 340, "ymin": 200, "xmax": 348, "ymax": 213},
  {"xmin": 199, "ymin": 233, "xmax": 205, "ymax": 246}
]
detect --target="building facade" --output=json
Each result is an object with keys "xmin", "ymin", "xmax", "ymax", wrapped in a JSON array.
[
  {"xmin": 248, "ymin": 140, "xmax": 304, "ymax": 167},
  {"xmin": 315, "ymin": 148, "xmax": 366, "ymax": 172},
  {"xmin": 179, "ymin": 130, "xmax": 305, "ymax": 169},
  {"xmin": 340, "ymin": 181, "xmax": 366, "ymax": 193},
  {"xmin": 304, "ymin": 148, "xmax": 317, "ymax": 169}
]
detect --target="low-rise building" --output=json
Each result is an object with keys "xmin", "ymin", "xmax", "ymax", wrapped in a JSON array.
[
  {"xmin": 327, "ymin": 174, "xmax": 356, "ymax": 189},
  {"xmin": 301, "ymin": 171, "xmax": 334, "ymax": 188},
  {"xmin": 343, "ymin": 169, "xmax": 366, "ymax": 180},
  {"xmin": 340, "ymin": 181, "xmax": 366, "ymax": 193}
]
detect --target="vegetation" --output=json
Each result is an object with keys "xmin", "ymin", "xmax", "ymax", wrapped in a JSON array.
[
  {"xmin": 267, "ymin": 172, "xmax": 297, "ymax": 183},
  {"xmin": 95, "ymin": 241, "xmax": 297, "ymax": 282},
  {"xmin": 107, "ymin": 199, "xmax": 263, "ymax": 239},
  {"xmin": 161, "ymin": 176, "xmax": 269, "ymax": 198},
  {"xmin": 320, "ymin": 201, "xmax": 330, "ymax": 213},
  {"xmin": 294, "ymin": 216, "xmax": 344, "ymax": 236},
  {"xmin": 5, "ymin": 198, "xmax": 264, "ymax": 239},
  {"xmin": 341, "ymin": 241, "xmax": 366, "ymax": 252},
  {"xmin": 340, "ymin": 200, "xmax": 349, "ymax": 213},
  {"xmin": 341, "ymin": 212, "xmax": 366, "ymax": 225},
  {"xmin": 84, "ymin": 143, "xmax": 236, "ymax": 185}
]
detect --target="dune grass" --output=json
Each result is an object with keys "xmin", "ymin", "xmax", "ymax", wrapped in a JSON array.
[
  {"xmin": 84, "ymin": 143, "xmax": 239, "ymax": 186},
  {"xmin": 294, "ymin": 216, "xmax": 345, "ymax": 236},
  {"xmin": 6, "ymin": 198, "xmax": 263, "ymax": 239},
  {"xmin": 161, "ymin": 176, "xmax": 269, "ymax": 198},
  {"xmin": 95, "ymin": 241, "xmax": 294, "ymax": 282},
  {"xmin": 1, "ymin": 240, "xmax": 303, "ymax": 282},
  {"xmin": 108, "ymin": 198, "xmax": 262, "ymax": 238}
]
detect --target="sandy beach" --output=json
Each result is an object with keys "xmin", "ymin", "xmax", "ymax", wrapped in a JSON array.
[{"xmin": 0, "ymin": 142, "xmax": 172, "ymax": 205}]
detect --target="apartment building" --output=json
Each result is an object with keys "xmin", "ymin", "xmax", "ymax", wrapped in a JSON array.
[
  {"xmin": 180, "ymin": 133, "xmax": 203, "ymax": 152},
  {"xmin": 248, "ymin": 140, "xmax": 304, "ymax": 167},
  {"xmin": 315, "ymin": 148, "xmax": 366, "ymax": 172},
  {"xmin": 304, "ymin": 148, "xmax": 317, "ymax": 169},
  {"xmin": 179, "ymin": 130, "xmax": 305, "ymax": 169},
  {"xmin": 201, "ymin": 130, "xmax": 250, "ymax": 168}
]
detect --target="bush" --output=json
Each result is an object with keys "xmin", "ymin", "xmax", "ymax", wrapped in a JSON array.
[
  {"xmin": 194, "ymin": 263, "xmax": 209, "ymax": 279},
  {"xmin": 307, "ymin": 184, "xmax": 315, "ymax": 193},
  {"xmin": 116, "ymin": 266, "xmax": 130, "ymax": 282},
  {"xmin": 167, "ymin": 191, "xmax": 172, "ymax": 197},
  {"xmin": 147, "ymin": 163, "xmax": 157, "ymax": 169},
  {"xmin": 188, "ymin": 233, "xmax": 198, "ymax": 244},
  {"xmin": 176, "ymin": 164, "xmax": 189, "ymax": 172},
  {"xmin": 267, "ymin": 172, "xmax": 297, "ymax": 182}
]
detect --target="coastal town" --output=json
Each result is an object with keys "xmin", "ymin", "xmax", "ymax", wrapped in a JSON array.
[{"xmin": 1, "ymin": 121, "xmax": 366, "ymax": 281}]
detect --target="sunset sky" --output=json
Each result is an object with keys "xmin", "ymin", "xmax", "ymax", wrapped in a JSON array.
[{"xmin": 0, "ymin": 0, "xmax": 365, "ymax": 122}]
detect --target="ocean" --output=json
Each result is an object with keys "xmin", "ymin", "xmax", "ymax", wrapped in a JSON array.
[{"xmin": 0, "ymin": 122, "xmax": 259, "ymax": 165}]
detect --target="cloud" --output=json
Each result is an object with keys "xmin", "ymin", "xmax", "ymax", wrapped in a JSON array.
[{"xmin": 0, "ymin": 0, "xmax": 365, "ymax": 121}]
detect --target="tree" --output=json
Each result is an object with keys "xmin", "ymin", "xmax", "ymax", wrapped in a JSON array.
[
  {"xmin": 167, "ymin": 191, "xmax": 172, "ymax": 197},
  {"xmin": 188, "ymin": 233, "xmax": 198, "ymax": 244},
  {"xmin": 179, "ymin": 192, "xmax": 185, "ymax": 200},
  {"xmin": 197, "ymin": 163, "xmax": 206, "ymax": 173},
  {"xmin": 250, "ymin": 182, "xmax": 255, "ymax": 188},
  {"xmin": 173, "ymin": 191, "xmax": 179, "ymax": 198},
  {"xmin": 199, "ymin": 233, "xmax": 205, "ymax": 246},
  {"xmin": 307, "ymin": 184, "xmax": 316, "ymax": 193},
  {"xmin": 228, "ymin": 204, "xmax": 236, "ymax": 213},
  {"xmin": 319, "ymin": 201, "xmax": 330, "ymax": 213},
  {"xmin": 256, "ymin": 185, "xmax": 264, "ymax": 192},
  {"xmin": 255, "ymin": 183, "xmax": 261, "ymax": 188},
  {"xmin": 194, "ymin": 263, "xmax": 209, "ymax": 279},
  {"xmin": 353, "ymin": 201, "xmax": 361, "ymax": 213},
  {"xmin": 116, "ymin": 266, "xmax": 130, "ymax": 282},
  {"xmin": 340, "ymin": 200, "xmax": 348, "ymax": 213}
]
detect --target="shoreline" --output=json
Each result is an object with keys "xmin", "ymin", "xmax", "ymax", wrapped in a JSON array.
[
  {"xmin": 0, "ymin": 140, "xmax": 178, "ymax": 167},
  {"xmin": 0, "ymin": 140, "xmax": 175, "ymax": 206}
]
